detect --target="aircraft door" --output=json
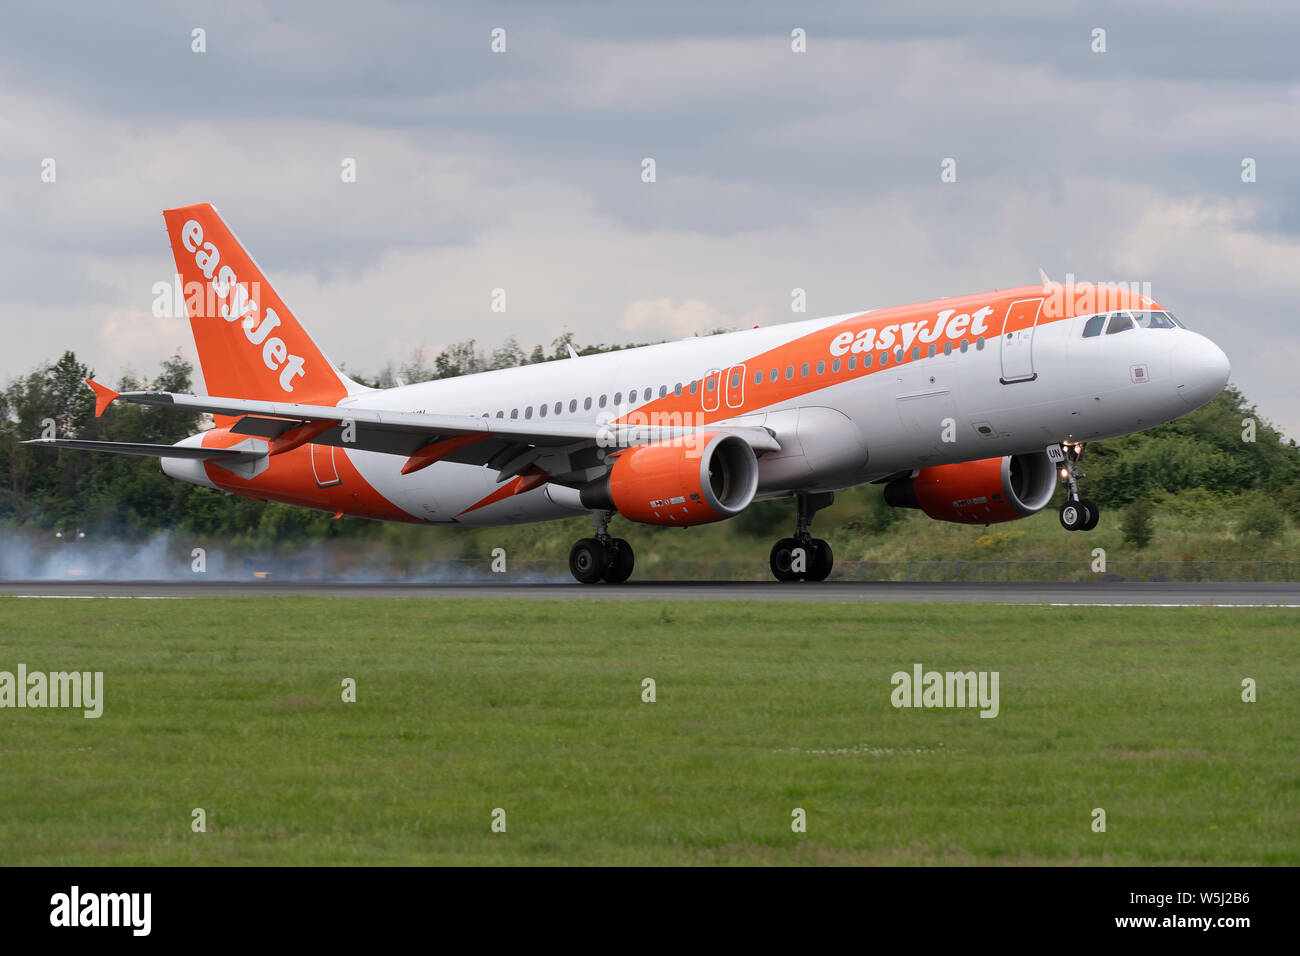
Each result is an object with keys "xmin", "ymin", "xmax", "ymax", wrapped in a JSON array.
[{"xmin": 999, "ymin": 298, "xmax": 1044, "ymax": 384}]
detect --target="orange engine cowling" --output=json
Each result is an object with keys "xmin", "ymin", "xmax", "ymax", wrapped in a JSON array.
[
  {"xmin": 883, "ymin": 452, "xmax": 1057, "ymax": 524},
  {"xmin": 580, "ymin": 432, "xmax": 759, "ymax": 526}
]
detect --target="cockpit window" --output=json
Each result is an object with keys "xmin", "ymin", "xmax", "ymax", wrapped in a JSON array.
[
  {"xmin": 1105, "ymin": 312, "xmax": 1134, "ymax": 335},
  {"xmin": 1082, "ymin": 315, "xmax": 1105, "ymax": 338},
  {"xmin": 1130, "ymin": 310, "xmax": 1177, "ymax": 330}
]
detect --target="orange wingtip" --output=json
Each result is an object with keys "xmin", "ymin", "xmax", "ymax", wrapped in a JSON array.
[{"xmin": 85, "ymin": 379, "xmax": 119, "ymax": 417}]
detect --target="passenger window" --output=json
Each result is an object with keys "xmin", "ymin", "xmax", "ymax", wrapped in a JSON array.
[
  {"xmin": 754, "ymin": 370, "xmax": 762, "ymax": 385},
  {"xmin": 943, "ymin": 341, "xmax": 952, "ymax": 356},
  {"xmin": 569, "ymin": 399, "xmax": 577, "ymax": 412},
  {"xmin": 614, "ymin": 391, "xmax": 622, "ymax": 404},
  {"xmin": 584, "ymin": 397, "xmax": 592, "ymax": 410},
  {"xmin": 599, "ymin": 395, "xmax": 607, "ymax": 408},
  {"xmin": 769, "ymin": 368, "xmax": 778, "ymax": 382},
  {"xmin": 1082, "ymin": 315, "xmax": 1105, "ymax": 338},
  {"xmin": 689, "ymin": 381, "xmax": 698, "ymax": 394},
  {"xmin": 960, "ymin": 339, "xmax": 968, "ymax": 353},
  {"xmin": 895, "ymin": 349, "xmax": 904, "ymax": 363},
  {"xmin": 705, "ymin": 379, "xmax": 715, "ymax": 392},
  {"xmin": 674, "ymin": 383, "xmax": 683, "ymax": 396},
  {"xmin": 880, "ymin": 351, "xmax": 889, "ymax": 366},
  {"xmin": 1106, "ymin": 312, "xmax": 1134, "ymax": 335},
  {"xmin": 800, "ymin": 363, "xmax": 809, "ymax": 377},
  {"xmin": 539, "ymin": 404, "xmax": 547, "ymax": 417},
  {"xmin": 862, "ymin": 354, "xmax": 870, "ymax": 368},
  {"xmin": 832, "ymin": 358, "xmax": 841, "ymax": 373},
  {"xmin": 496, "ymin": 411, "xmax": 504, "ymax": 418},
  {"xmin": 785, "ymin": 366, "xmax": 794, "ymax": 380},
  {"xmin": 525, "ymin": 406, "xmax": 533, "ymax": 419},
  {"xmin": 511, "ymin": 409, "xmax": 518, "ymax": 419},
  {"xmin": 730, "ymin": 373, "xmax": 740, "ymax": 388},
  {"xmin": 555, "ymin": 401, "xmax": 562, "ymax": 414},
  {"xmin": 659, "ymin": 385, "xmax": 667, "ymax": 398},
  {"xmin": 848, "ymin": 356, "xmax": 857, "ymax": 370},
  {"xmin": 816, "ymin": 361, "xmax": 825, "ymax": 375},
  {"xmin": 976, "ymin": 337, "xmax": 985, "ymax": 350}
]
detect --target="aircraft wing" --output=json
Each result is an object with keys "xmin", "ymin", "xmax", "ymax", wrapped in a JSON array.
[{"xmin": 71, "ymin": 381, "xmax": 781, "ymax": 485}]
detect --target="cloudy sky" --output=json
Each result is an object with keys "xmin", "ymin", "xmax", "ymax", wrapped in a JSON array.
[{"xmin": 3, "ymin": 1, "xmax": 1298, "ymax": 433}]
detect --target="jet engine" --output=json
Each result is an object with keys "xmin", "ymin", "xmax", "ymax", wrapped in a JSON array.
[
  {"xmin": 883, "ymin": 452, "xmax": 1057, "ymax": 524},
  {"xmin": 580, "ymin": 432, "xmax": 759, "ymax": 526}
]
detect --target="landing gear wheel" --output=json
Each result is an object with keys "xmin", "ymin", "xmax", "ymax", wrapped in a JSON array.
[
  {"xmin": 1079, "ymin": 498, "xmax": 1099, "ymax": 531},
  {"xmin": 769, "ymin": 537, "xmax": 801, "ymax": 582},
  {"xmin": 805, "ymin": 538, "xmax": 834, "ymax": 582},
  {"xmin": 1059, "ymin": 501, "xmax": 1085, "ymax": 531},
  {"xmin": 569, "ymin": 537, "xmax": 607, "ymax": 584},
  {"xmin": 602, "ymin": 538, "xmax": 635, "ymax": 583}
]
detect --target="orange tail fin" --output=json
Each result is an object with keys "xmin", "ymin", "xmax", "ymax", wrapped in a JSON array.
[{"xmin": 162, "ymin": 203, "xmax": 361, "ymax": 405}]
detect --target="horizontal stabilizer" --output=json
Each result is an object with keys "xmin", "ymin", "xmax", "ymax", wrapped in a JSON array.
[{"xmin": 22, "ymin": 438, "xmax": 263, "ymax": 463}]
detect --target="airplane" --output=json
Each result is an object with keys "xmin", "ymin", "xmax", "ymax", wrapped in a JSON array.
[{"xmin": 26, "ymin": 203, "xmax": 1231, "ymax": 584}]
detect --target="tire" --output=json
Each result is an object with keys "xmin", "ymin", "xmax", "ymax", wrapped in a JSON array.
[
  {"xmin": 769, "ymin": 537, "xmax": 801, "ymax": 582},
  {"xmin": 569, "ymin": 537, "xmax": 607, "ymax": 584},
  {"xmin": 602, "ymin": 538, "xmax": 635, "ymax": 583},
  {"xmin": 1079, "ymin": 498, "xmax": 1100, "ymax": 531},
  {"xmin": 1058, "ymin": 501, "xmax": 1084, "ymax": 531},
  {"xmin": 805, "ymin": 538, "xmax": 834, "ymax": 582}
]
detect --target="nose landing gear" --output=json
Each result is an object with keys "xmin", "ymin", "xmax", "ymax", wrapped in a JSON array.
[
  {"xmin": 1056, "ymin": 442, "xmax": 1099, "ymax": 531},
  {"xmin": 769, "ymin": 492, "xmax": 835, "ymax": 582},
  {"xmin": 569, "ymin": 510, "xmax": 636, "ymax": 584}
]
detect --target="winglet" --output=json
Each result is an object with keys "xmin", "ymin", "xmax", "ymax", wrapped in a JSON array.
[{"xmin": 85, "ymin": 379, "xmax": 119, "ymax": 418}]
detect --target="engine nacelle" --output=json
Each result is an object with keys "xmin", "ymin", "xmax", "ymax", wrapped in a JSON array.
[
  {"xmin": 883, "ymin": 452, "xmax": 1057, "ymax": 524},
  {"xmin": 580, "ymin": 432, "xmax": 759, "ymax": 526}
]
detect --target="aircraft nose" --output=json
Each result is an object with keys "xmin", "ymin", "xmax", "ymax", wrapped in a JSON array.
[{"xmin": 1172, "ymin": 334, "xmax": 1230, "ymax": 408}]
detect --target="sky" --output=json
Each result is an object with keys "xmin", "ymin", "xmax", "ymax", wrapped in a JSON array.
[{"xmin": 2, "ymin": 0, "xmax": 1298, "ymax": 434}]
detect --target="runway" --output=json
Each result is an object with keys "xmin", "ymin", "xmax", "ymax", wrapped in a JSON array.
[{"xmin": 2, "ymin": 580, "xmax": 1299, "ymax": 606}]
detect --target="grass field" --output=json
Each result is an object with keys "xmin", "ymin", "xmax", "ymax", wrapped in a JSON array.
[{"xmin": 0, "ymin": 597, "xmax": 1295, "ymax": 865}]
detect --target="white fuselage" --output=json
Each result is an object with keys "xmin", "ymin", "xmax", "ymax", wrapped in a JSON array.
[{"xmin": 262, "ymin": 298, "xmax": 1226, "ymax": 525}]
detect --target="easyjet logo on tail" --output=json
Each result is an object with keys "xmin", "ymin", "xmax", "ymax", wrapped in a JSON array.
[
  {"xmin": 179, "ymin": 218, "xmax": 307, "ymax": 393},
  {"xmin": 830, "ymin": 306, "xmax": 995, "ymax": 357}
]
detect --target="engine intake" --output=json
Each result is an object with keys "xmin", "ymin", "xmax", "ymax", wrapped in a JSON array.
[
  {"xmin": 884, "ymin": 452, "xmax": 1057, "ymax": 524},
  {"xmin": 580, "ymin": 432, "xmax": 759, "ymax": 526}
]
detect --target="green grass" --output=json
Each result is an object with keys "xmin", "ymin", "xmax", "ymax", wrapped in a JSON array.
[{"xmin": 0, "ymin": 598, "xmax": 1295, "ymax": 865}]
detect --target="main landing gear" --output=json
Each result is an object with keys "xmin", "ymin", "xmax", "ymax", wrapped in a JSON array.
[
  {"xmin": 770, "ymin": 491, "xmax": 835, "ymax": 582},
  {"xmin": 569, "ymin": 510, "xmax": 636, "ymax": 584},
  {"xmin": 1056, "ymin": 442, "xmax": 1099, "ymax": 532}
]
